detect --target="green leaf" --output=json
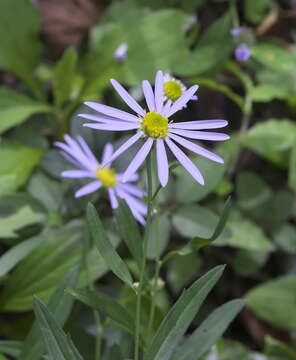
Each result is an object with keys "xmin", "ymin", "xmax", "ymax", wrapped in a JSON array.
[
  {"xmin": 250, "ymin": 84, "xmax": 288, "ymax": 102},
  {"xmin": 87, "ymin": 203, "xmax": 133, "ymax": 288},
  {"xmin": 19, "ymin": 267, "xmax": 79, "ymax": 360},
  {"xmin": 114, "ymin": 198, "xmax": 142, "ymax": 269},
  {"xmin": 0, "ymin": 141, "xmax": 43, "ymax": 195},
  {"xmin": 0, "ymin": 175, "xmax": 17, "ymax": 198},
  {"xmin": 242, "ymin": 119, "xmax": 296, "ymax": 168},
  {"xmin": 144, "ymin": 265, "xmax": 225, "ymax": 360},
  {"xmin": 0, "ymin": 233, "xmax": 45, "ymax": 277},
  {"xmin": 246, "ymin": 275, "xmax": 296, "ymax": 330},
  {"xmin": 0, "ymin": 87, "xmax": 51, "ymax": 134},
  {"xmin": 264, "ymin": 336, "xmax": 296, "ymax": 360},
  {"xmin": 233, "ymin": 249, "xmax": 268, "ymax": 277},
  {"xmin": 0, "ymin": 341, "xmax": 22, "ymax": 358},
  {"xmin": 244, "ymin": 0, "xmax": 271, "ymax": 24},
  {"xmin": 0, "ymin": 0, "xmax": 42, "ymax": 97},
  {"xmin": 53, "ymin": 48, "xmax": 78, "ymax": 106},
  {"xmin": 0, "ymin": 206, "xmax": 45, "ymax": 239},
  {"xmin": 272, "ymin": 223, "xmax": 296, "ymax": 254},
  {"xmin": 174, "ymin": 153, "xmax": 227, "ymax": 204},
  {"xmin": 34, "ymin": 297, "xmax": 84, "ymax": 360},
  {"xmin": 68, "ymin": 287, "xmax": 135, "ymax": 334},
  {"xmin": 172, "ymin": 299, "xmax": 244, "ymax": 360},
  {"xmin": 147, "ymin": 214, "xmax": 170, "ymax": 260},
  {"xmin": 289, "ymin": 143, "xmax": 296, "ymax": 192}
]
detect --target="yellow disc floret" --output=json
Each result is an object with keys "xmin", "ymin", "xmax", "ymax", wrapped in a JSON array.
[
  {"xmin": 96, "ymin": 165, "xmax": 118, "ymax": 187},
  {"xmin": 142, "ymin": 111, "xmax": 168, "ymax": 139},
  {"xmin": 164, "ymin": 80, "xmax": 182, "ymax": 101}
]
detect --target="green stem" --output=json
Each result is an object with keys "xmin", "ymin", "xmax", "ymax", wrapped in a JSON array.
[
  {"xmin": 134, "ymin": 152, "xmax": 153, "ymax": 360},
  {"xmin": 230, "ymin": 0, "xmax": 240, "ymax": 29}
]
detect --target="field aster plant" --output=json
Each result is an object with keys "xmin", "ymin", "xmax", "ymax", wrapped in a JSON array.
[
  {"xmin": 55, "ymin": 135, "xmax": 147, "ymax": 224},
  {"xmin": 79, "ymin": 70, "xmax": 229, "ymax": 187}
]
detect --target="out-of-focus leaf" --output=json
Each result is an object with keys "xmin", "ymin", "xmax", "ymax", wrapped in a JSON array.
[
  {"xmin": 144, "ymin": 265, "xmax": 225, "ymax": 360},
  {"xmin": 244, "ymin": 0, "xmax": 271, "ymax": 24},
  {"xmin": 68, "ymin": 287, "xmax": 135, "ymax": 334},
  {"xmin": 289, "ymin": 143, "xmax": 296, "ymax": 192},
  {"xmin": 242, "ymin": 119, "xmax": 296, "ymax": 167},
  {"xmin": 0, "ymin": 87, "xmax": 51, "ymax": 134},
  {"xmin": 246, "ymin": 275, "xmax": 296, "ymax": 330},
  {"xmin": 114, "ymin": 198, "xmax": 142, "ymax": 269},
  {"xmin": 147, "ymin": 214, "xmax": 170, "ymax": 260},
  {"xmin": 264, "ymin": 336, "xmax": 296, "ymax": 360},
  {"xmin": 250, "ymin": 85, "xmax": 288, "ymax": 102},
  {"xmin": 0, "ymin": 141, "xmax": 43, "ymax": 194},
  {"xmin": 272, "ymin": 224, "xmax": 296, "ymax": 254},
  {"xmin": 252, "ymin": 43, "xmax": 296, "ymax": 73},
  {"xmin": 0, "ymin": 341, "xmax": 22, "ymax": 358},
  {"xmin": 0, "ymin": 0, "xmax": 42, "ymax": 97},
  {"xmin": 172, "ymin": 299, "xmax": 244, "ymax": 360},
  {"xmin": 19, "ymin": 267, "xmax": 79, "ymax": 360},
  {"xmin": 87, "ymin": 203, "xmax": 133, "ymax": 288},
  {"xmin": 34, "ymin": 297, "xmax": 84, "ymax": 360},
  {"xmin": 233, "ymin": 249, "xmax": 268, "ymax": 277},
  {"xmin": 0, "ymin": 234, "xmax": 45, "ymax": 277},
  {"xmin": 0, "ymin": 175, "xmax": 17, "ymax": 198},
  {"xmin": 0, "ymin": 206, "xmax": 45, "ymax": 239},
  {"xmin": 53, "ymin": 48, "xmax": 78, "ymax": 106}
]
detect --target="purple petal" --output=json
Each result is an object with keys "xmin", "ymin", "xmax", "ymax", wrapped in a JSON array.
[
  {"xmin": 169, "ymin": 128, "xmax": 230, "ymax": 141},
  {"xmin": 63, "ymin": 135, "xmax": 95, "ymax": 170},
  {"xmin": 61, "ymin": 170, "xmax": 95, "ymax": 178},
  {"xmin": 161, "ymin": 99, "xmax": 172, "ymax": 118},
  {"xmin": 78, "ymin": 113, "xmax": 135, "ymax": 124},
  {"xmin": 170, "ymin": 119, "xmax": 228, "ymax": 130},
  {"xmin": 60, "ymin": 151, "xmax": 81, "ymax": 168},
  {"xmin": 75, "ymin": 181, "xmax": 102, "ymax": 198},
  {"xmin": 156, "ymin": 139, "xmax": 169, "ymax": 187},
  {"xmin": 122, "ymin": 138, "xmax": 154, "ymax": 183},
  {"xmin": 142, "ymin": 80, "xmax": 155, "ymax": 112},
  {"xmin": 76, "ymin": 136, "xmax": 99, "ymax": 166},
  {"xmin": 115, "ymin": 188, "xmax": 146, "ymax": 225},
  {"xmin": 116, "ymin": 188, "xmax": 147, "ymax": 215},
  {"xmin": 102, "ymin": 132, "xmax": 143, "ymax": 168},
  {"xmin": 154, "ymin": 70, "xmax": 164, "ymax": 113},
  {"xmin": 102, "ymin": 143, "xmax": 114, "ymax": 165},
  {"xmin": 108, "ymin": 188, "xmax": 119, "ymax": 209},
  {"xmin": 165, "ymin": 138, "xmax": 204, "ymax": 185},
  {"xmin": 168, "ymin": 133, "xmax": 224, "ymax": 163},
  {"xmin": 110, "ymin": 79, "xmax": 145, "ymax": 117},
  {"xmin": 84, "ymin": 102, "xmax": 139, "ymax": 122},
  {"xmin": 83, "ymin": 123, "xmax": 140, "ymax": 131},
  {"xmin": 119, "ymin": 183, "xmax": 146, "ymax": 197},
  {"xmin": 166, "ymin": 85, "xmax": 199, "ymax": 118}
]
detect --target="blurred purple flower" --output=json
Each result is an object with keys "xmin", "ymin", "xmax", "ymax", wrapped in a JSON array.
[
  {"xmin": 235, "ymin": 44, "xmax": 250, "ymax": 62},
  {"xmin": 230, "ymin": 26, "xmax": 245, "ymax": 37},
  {"xmin": 114, "ymin": 43, "xmax": 128, "ymax": 62},
  {"xmin": 55, "ymin": 135, "xmax": 147, "ymax": 224},
  {"xmin": 79, "ymin": 71, "xmax": 229, "ymax": 188}
]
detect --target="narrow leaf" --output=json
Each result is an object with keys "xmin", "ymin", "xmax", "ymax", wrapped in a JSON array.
[{"xmin": 0, "ymin": 341, "xmax": 22, "ymax": 358}]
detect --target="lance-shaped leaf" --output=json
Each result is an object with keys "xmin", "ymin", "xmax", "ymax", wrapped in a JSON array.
[
  {"xmin": 87, "ymin": 202, "xmax": 133, "ymax": 288},
  {"xmin": 34, "ymin": 297, "xmax": 84, "ymax": 360},
  {"xmin": 0, "ymin": 341, "xmax": 22, "ymax": 358},
  {"xmin": 144, "ymin": 265, "xmax": 225, "ymax": 360}
]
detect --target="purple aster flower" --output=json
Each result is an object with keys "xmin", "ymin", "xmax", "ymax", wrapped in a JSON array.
[
  {"xmin": 163, "ymin": 73, "xmax": 198, "ymax": 105},
  {"xmin": 235, "ymin": 44, "xmax": 251, "ymax": 62},
  {"xmin": 79, "ymin": 70, "xmax": 229, "ymax": 188},
  {"xmin": 114, "ymin": 43, "xmax": 128, "ymax": 62},
  {"xmin": 230, "ymin": 27, "xmax": 245, "ymax": 37},
  {"xmin": 55, "ymin": 135, "xmax": 147, "ymax": 225}
]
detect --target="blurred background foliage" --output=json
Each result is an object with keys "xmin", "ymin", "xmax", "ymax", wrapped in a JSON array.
[{"xmin": 0, "ymin": 0, "xmax": 296, "ymax": 359}]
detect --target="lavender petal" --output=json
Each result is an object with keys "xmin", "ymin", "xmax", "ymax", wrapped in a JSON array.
[
  {"xmin": 165, "ymin": 138, "xmax": 204, "ymax": 185},
  {"xmin": 122, "ymin": 138, "xmax": 154, "ymax": 182},
  {"xmin": 156, "ymin": 139, "xmax": 169, "ymax": 187},
  {"xmin": 60, "ymin": 151, "xmax": 82, "ymax": 168},
  {"xmin": 170, "ymin": 119, "xmax": 228, "ymax": 130},
  {"xmin": 166, "ymin": 85, "xmax": 199, "ymax": 118},
  {"xmin": 120, "ymin": 183, "xmax": 146, "ymax": 197},
  {"xmin": 75, "ymin": 181, "xmax": 102, "ymax": 198},
  {"xmin": 154, "ymin": 70, "xmax": 164, "ymax": 113},
  {"xmin": 61, "ymin": 170, "xmax": 95, "ymax": 178},
  {"xmin": 84, "ymin": 102, "xmax": 139, "ymax": 122},
  {"xmin": 161, "ymin": 99, "xmax": 172, "ymax": 118},
  {"xmin": 142, "ymin": 80, "xmax": 155, "ymax": 112},
  {"xmin": 83, "ymin": 123, "xmax": 140, "ymax": 131},
  {"xmin": 77, "ymin": 136, "xmax": 99, "ymax": 166},
  {"xmin": 108, "ymin": 188, "xmax": 119, "ymax": 209},
  {"xmin": 117, "ymin": 187, "xmax": 147, "ymax": 215},
  {"xmin": 111, "ymin": 79, "xmax": 145, "ymax": 116},
  {"xmin": 169, "ymin": 128, "xmax": 230, "ymax": 141},
  {"xmin": 78, "ymin": 113, "xmax": 135, "ymax": 124},
  {"xmin": 102, "ymin": 143, "xmax": 114, "ymax": 165},
  {"xmin": 63, "ymin": 135, "xmax": 95, "ymax": 171}
]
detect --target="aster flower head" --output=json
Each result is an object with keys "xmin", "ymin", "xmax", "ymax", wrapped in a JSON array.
[
  {"xmin": 163, "ymin": 73, "xmax": 198, "ymax": 105},
  {"xmin": 79, "ymin": 70, "xmax": 229, "ymax": 188},
  {"xmin": 235, "ymin": 43, "xmax": 251, "ymax": 62},
  {"xmin": 114, "ymin": 43, "xmax": 128, "ymax": 62},
  {"xmin": 54, "ymin": 135, "xmax": 147, "ymax": 225}
]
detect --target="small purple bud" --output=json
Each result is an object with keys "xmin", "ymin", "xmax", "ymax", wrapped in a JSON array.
[
  {"xmin": 114, "ymin": 43, "xmax": 128, "ymax": 62},
  {"xmin": 230, "ymin": 26, "xmax": 245, "ymax": 37},
  {"xmin": 235, "ymin": 44, "xmax": 250, "ymax": 62}
]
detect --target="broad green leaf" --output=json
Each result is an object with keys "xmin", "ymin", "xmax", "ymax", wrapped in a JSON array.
[
  {"xmin": 289, "ymin": 143, "xmax": 296, "ymax": 192},
  {"xmin": 34, "ymin": 297, "xmax": 84, "ymax": 360},
  {"xmin": 147, "ymin": 214, "xmax": 170, "ymax": 260},
  {"xmin": 208, "ymin": 339, "xmax": 259, "ymax": 360},
  {"xmin": 252, "ymin": 43, "xmax": 295, "ymax": 73},
  {"xmin": 244, "ymin": 0, "xmax": 271, "ymax": 24},
  {"xmin": 0, "ymin": 233, "xmax": 45, "ymax": 277},
  {"xmin": 53, "ymin": 48, "xmax": 78, "ymax": 106},
  {"xmin": 174, "ymin": 153, "xmax": 226, "ymax": 204},
  {"xmin": 87, "ymin": 203, "xmax": 133, "ymax": 288},
  {"xmin": 0, "ymin": 0, "xmax": 42, "ymax": 97},
  {"xmin": 233, "ymin": 249, "xmax": 268, "ymax": 277},
  {"xmin": 68, "ymin": 287, "xmax": 135, "ymax": 334},
  {"xmin": 0, "ymin": 206, "xmax": 45, "ymax": 239},
  {"xmin": 172, "ymin": 299, "xmax": 244, "ymax": 360},
  {"xmin": 0, "ymin": 141, "xmax": 43, "ymax": 194},
  {"xmin": 144, "ymin": 265, "xmax": 225, "ymax": 360},
  {"xmin": 264, "ymin": 336, "xmax": 296, "ymax": 360},
  {"xmin": 0, "ymin": 175, "xmax": 16, "ymax": 198},
  {"xmin": 272, "ymin": 223, "xmax": 296, "ymax": 254},
  {"xmin": 0, "ymin": 341, "xmax": 22, "ymax": 358},
  {"xmin": 0, "ymin": 87, "xmax": 51, "ymax": 134},
  {"xmin": 246, "ymin": 275, "xmax": 296, "ymax": 330},
  {"xmin": 242, "ymin": 119, "xmax": 296, "ymax": 167},
  {"xmin": 19, "ymin": 267, "xmax": 79, "ymax": 360},
  {"xmin": 250, "ymin": 85, "xmax": 288, "ymax": 102},
  {"xmin": 114, "ymin": 198, "xmax": 142, "ymax": 268},
  {"xmin": 0, "ymin": 354, "xmax": 8, "ymax": 360}
]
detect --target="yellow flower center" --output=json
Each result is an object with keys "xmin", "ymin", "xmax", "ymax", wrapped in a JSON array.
[
  {"xmin": 164, "ymin": 80, "xmax": 182, "ymax": 101},
  {"xmin": 95, "ymin": 165, "xmax": 118, "ymax": 188},
  {"xmin": 142, "ymin": 110, "xmax": 168, "ymax": 139}
]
